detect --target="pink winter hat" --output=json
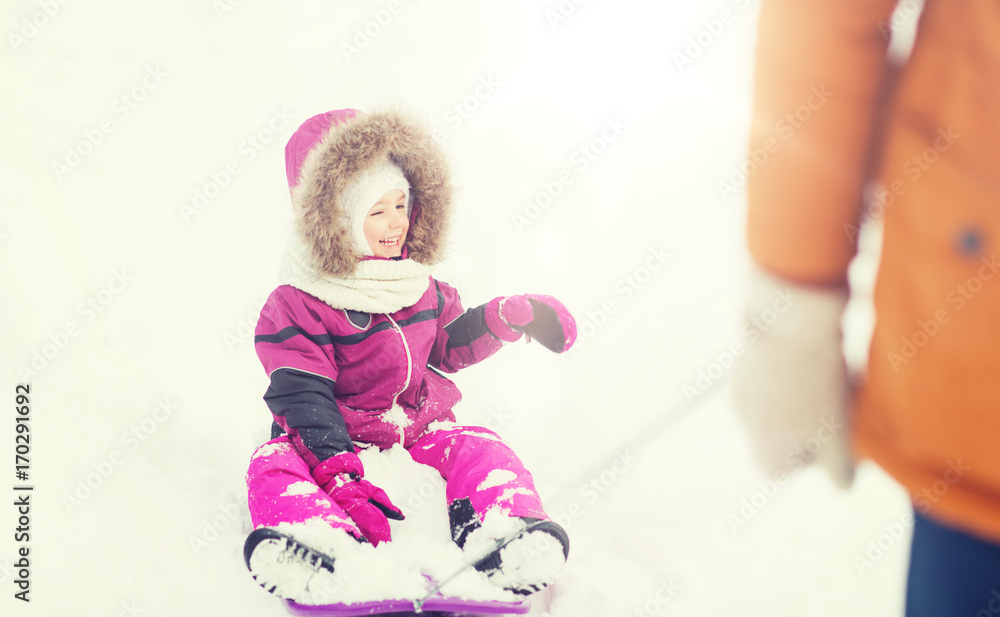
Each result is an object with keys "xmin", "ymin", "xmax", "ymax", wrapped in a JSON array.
[{"xmin": 284, "ymin": 109, "xmax": 361, "ymax": 191}]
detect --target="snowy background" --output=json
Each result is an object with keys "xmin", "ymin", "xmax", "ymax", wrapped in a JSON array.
[{"xmin": 1, "ymin": 1, "xmax": 922, "ymax": 615}]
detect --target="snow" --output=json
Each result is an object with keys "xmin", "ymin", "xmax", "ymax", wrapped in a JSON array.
[
  {"xmin": 383, "ymin": 404, "xmax": 413, "ymax": 431},
  {"xmin": 487, "ymin": 533, "xmax": 566, "ymax": 593},
  {"xmin": 495, "ymin": 487, "xmax": 536, "ymax": 507},
  {"xmin": 1, "ymin": 0, "xmax": 914, "ymax": 616},
  {"xmin": 280, "ymin": 482, "xmax": 319, "ymax": 498},
  {"xmin": 252, "ymin": 441, "xmax": 295, "ymax": 461},
  {"xmin": 477, "ymin": 469, "xmax": 518, "ymax": 492}
]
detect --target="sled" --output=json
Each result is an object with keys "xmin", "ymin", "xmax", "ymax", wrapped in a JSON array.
[{"xmin": 284, "ymin": 593, "xmax": 530, "ymax": 616}]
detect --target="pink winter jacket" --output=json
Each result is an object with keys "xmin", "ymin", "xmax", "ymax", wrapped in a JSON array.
[{"xmin": 254, "ymin": 279, "xmax": 509, "ymax": 467}]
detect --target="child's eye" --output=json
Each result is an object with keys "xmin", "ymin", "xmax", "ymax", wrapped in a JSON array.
[
  {"xmin": 396, "ymin": 204, "xmax": 406, "ymax": 210},
  {"xmin": 370, "ymin": 210, "xmax": 383, "ymax": 217}
]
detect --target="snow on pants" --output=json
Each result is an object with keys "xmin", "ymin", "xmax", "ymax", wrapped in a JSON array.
[
  {"xmin": 245, "ymin": 425, "xmax": 547, "ymax": 539},
  {"xmin": 408, "ymin": 425, "xmax": 547, "ymax": 522},
  {"xmin": 245, "ymin": 437, "xmax": 360, "ymax": 536}
]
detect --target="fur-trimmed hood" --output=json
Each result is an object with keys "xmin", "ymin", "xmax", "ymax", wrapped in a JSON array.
[{"xmin": 285, "ymin": 109, "xmax": 452, "ymax": 275}]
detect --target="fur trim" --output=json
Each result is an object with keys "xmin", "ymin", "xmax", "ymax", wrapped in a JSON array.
[{"xmin": 290, "ymin": 110, "xmax": 452, "ymax": 275}]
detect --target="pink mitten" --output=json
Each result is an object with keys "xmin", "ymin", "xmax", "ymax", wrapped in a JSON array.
[
  {"xmin": 313, "ymin": 453, "xmax": 404, "ymax": 546},
  {"xmin": 485, "ymin": 294, "xmax": 578, "ymax": 353}
]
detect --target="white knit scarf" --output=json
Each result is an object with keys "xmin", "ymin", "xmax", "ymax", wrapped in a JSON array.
[{"xmin": 280, "ymin": 234, "xmax": 433, "ymax": 314}]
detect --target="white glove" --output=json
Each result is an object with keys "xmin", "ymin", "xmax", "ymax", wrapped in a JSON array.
[{"xmin": 731, "ymin": 263, "xmax": 855, "ymax": 489}]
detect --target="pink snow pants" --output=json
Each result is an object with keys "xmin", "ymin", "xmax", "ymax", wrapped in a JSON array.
[{"xmin": 246, "ymin": 425, "xmax": 547, "ymax": 535}]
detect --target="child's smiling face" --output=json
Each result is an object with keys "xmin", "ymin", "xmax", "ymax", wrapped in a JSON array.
[{"xmin": 363, "ymin": 189, "xmax": 408, "ymax": 258}]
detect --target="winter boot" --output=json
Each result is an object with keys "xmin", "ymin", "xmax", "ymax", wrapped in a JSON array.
[
  {"xmin": 468, "ymin": 517, "xmax": 570, "ymax": 595},
  {"xmin": 243, "ymin": 527, "xmax": 349, "ymax": 602}
]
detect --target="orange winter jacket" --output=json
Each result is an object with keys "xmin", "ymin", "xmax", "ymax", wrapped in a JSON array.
[{"xmin": 748, "ymin": 0, "xmax": 1000, "ymax": 542}]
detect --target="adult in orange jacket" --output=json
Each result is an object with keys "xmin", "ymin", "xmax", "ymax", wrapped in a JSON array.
[{"xmin": 732, "ymin": 1, "xmax": 1000, "ymax": 614}]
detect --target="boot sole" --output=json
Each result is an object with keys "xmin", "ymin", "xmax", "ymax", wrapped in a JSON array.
[{"xmin": 244, "ymin": 528, "xmax": 337, "ymax": 598}]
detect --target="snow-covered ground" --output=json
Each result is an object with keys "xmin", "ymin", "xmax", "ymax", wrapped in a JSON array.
[{"xmin": 2, "ymin": 1, "xmax": 917, "ymax": 615}]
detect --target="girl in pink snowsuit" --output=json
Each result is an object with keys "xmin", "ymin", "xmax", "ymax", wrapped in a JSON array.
[{"xmin": 243, "ymin": 109, "xmax": 576, "ymax": 599}]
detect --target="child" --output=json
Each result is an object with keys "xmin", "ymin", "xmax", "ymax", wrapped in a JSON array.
[{"xmin": 242, "ymin": 109, "xmax": 577, "ymax": 602}]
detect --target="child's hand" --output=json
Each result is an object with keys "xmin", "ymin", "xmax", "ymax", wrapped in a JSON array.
[
  {"xmin": 313, "ymin": 453, "xmax": 405, "ymax": 546},
  {"xmin": 485, "ymin": 294, "xmax": 578, "ymax": 353},
  {"xmin": 498, "ymin": 296, "xmax": 535, "ymax": 328}
]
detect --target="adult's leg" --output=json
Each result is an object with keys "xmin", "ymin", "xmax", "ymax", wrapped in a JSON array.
[{"xmin": 906, "ymin": 509, "xmax": 1000, "ymax": 617}]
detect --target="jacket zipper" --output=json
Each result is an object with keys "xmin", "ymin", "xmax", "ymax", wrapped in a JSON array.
[{"xmin": 386, "ymin": 314, "xmax": 413, "ymax": 409}]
